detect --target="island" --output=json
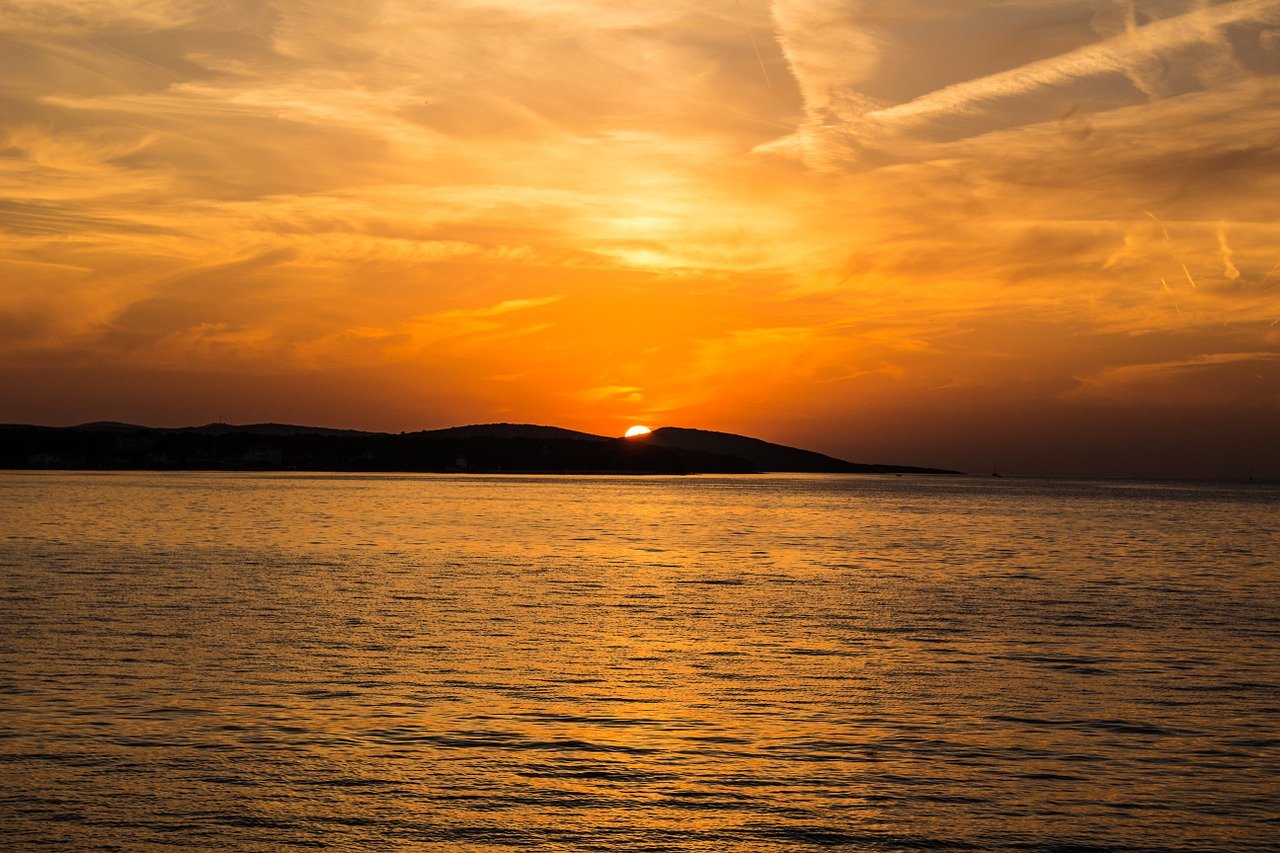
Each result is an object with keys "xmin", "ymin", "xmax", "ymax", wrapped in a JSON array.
[{"xmin": 0, "ymin": 422, "xmax": 961, "ymax": 475}]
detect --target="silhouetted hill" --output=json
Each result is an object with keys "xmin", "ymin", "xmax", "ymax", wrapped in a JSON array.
[
  {"xmin": 0, "ymin": 423, "xmax": 750, "ymax": 474},
  {"xmin": 187, "ymin": 422, "xmax": 375, "ymax": 436},
  {"xmin": 416, "ymin": 423, "xmax": 610, "ymax": 442},
  {"xmin": 643, "ymin": 427, "xmax": 958, "ymax": 474},
  {"xmin": 0, "ymin": 422, "xmax": 960, "ymax": 475},
  {"xmin": 56, "ymin": 421, "xmax": 375, "ymax": 437},
  {"xmin": 71, "ymin": 421, "xmax": 151, "ymax": 433}
]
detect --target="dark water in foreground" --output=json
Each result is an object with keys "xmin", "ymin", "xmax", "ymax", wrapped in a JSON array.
[{"xmin": 1, "ymin": 472, "xmax": 1278, "ymax": 851}]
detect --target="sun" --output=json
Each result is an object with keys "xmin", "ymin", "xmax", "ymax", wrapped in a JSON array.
[{"xmin": 624, "ymin": 425, "xmax": 652, "ymax": 438}]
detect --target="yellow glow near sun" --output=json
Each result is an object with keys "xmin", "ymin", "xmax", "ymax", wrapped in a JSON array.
[{"xmin": 624, "ymin": 425, "xmax": 652, "ymax": 438}]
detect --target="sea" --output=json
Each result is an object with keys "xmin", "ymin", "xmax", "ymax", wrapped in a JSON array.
[{"xmin": 1, "ymin": 471, "xmax": 1277, "ymax": 851}]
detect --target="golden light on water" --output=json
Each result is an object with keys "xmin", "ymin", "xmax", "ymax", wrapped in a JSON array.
[
  {"xmin": 6, "ymin": 471, "xmax": 1277, "ymax": 847},
  {"xmin": 624, "ymin": 425, "xmax": 652, "ymax": 438}
]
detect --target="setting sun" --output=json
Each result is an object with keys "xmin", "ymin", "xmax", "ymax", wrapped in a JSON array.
[
  {"xmin": 0, "ymin": 0, "xmax": 1276, "ymax": 478},
  {"xmin": 3, "ymin": 3, "xmax": 1278, "ymax": 849}
]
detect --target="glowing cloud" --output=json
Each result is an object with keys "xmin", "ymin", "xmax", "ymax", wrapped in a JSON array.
[{"xmin": 1, "ymin": 0, "xmax": 1278, "ymax": 476}]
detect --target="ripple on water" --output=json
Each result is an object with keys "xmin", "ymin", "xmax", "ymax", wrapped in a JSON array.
[{"xmin": 1, "ymin": 473, "xmax": 1278, "ymax": 850}]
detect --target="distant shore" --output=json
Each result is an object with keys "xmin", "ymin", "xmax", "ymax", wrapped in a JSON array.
[{"xmin": 0, "ymin": 422, "xmax": 962, "ymax": 476}]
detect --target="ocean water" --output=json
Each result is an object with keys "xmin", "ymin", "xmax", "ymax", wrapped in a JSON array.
[{"xmin": 1, "ymin": 472, "xmax": 1277, "ymax": 851}]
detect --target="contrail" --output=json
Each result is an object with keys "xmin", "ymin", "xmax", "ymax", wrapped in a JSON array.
[
  {"xmin": 749, "ymin": 28, "xmax": 774, "ymax": 90},
  {"xmin": 1145, "ymin": 211, "xmax": 1170, "ymax": 241},
  {"xmin": 736, "ymin": 0, "xmax": 773, "ymax": 90},
  {"xmin": 864, "ymin": 0, "xmax": 1280, "ymax": 128},
  {"xmin": 1259, "ymin": 259, "xmax": 1280, "ymax": 287},
  {"xmin": 1160, "ymin": 277, "xmax": 1172, "ymax": 292},
  {"xmin": 1182, "ymin": 263, "xmax": 1198, "ymax": 288}
]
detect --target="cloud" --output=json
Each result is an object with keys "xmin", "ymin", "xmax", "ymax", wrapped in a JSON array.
[
  {"xmin": 578, "ymin": 384, "xmax": 644, "ymax": 403},
  {"xmin": 763, "ymin": 0, "xmax": 1280, "ymax": 165},
  {"xmin": 1, "ymin": 0, "xmax": 1277, "ymax": 472},
  {"xmin": 868, "ymin": 1, "xmax": 1277, "ymax": 124},
  {"xmin": 1070, "ymin": 350, "xmax": 1280, "ymax": 403}
]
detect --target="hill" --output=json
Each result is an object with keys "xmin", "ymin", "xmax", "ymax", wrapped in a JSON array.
[
  {"xmin": 415, "ymin": 423, "xmax": 609, "ymax": 442},
  {"xmin": 643, "ymin": 427, "xmax": 957, "ymax": 474},
  {"xmin": 0, "ymin": 422, "xmax": 961, "ymax": 475}
]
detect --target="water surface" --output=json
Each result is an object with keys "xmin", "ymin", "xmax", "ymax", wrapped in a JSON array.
[{"xmin": 2, "ymin": 473, "xmax": 1277, "ymax": 850}]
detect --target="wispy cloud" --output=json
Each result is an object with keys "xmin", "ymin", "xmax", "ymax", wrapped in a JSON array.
[
  {"xmin": 1, "ymin": 0, "xmax": 1278, "ymax": 472},
  {"xmin": 764, "ymin": 0, "xmax": 1280, "ymax": 163},
  {"xmin": 866, "ymin": 1, "xmax": 1279, "ymax": 127}
]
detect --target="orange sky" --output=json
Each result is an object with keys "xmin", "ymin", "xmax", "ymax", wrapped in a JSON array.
[{"xmin": 2, "ymin": 1, "xmax": 1279, "ymax": 476}]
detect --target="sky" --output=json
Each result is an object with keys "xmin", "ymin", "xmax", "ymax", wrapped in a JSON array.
[{"xmin": 2, "ymin": 0, "xmax": 1279, "ymax": 477}]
